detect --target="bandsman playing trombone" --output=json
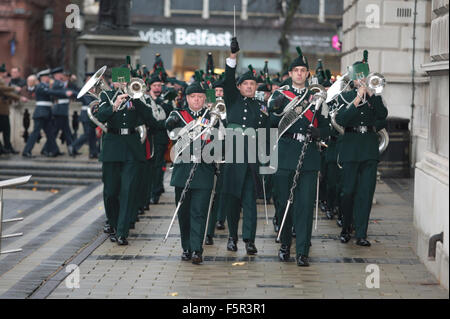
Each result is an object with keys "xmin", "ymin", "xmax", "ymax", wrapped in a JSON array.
[{"xmin": 268, "ymin": 47, "xmax": 330, "ymax": 267}]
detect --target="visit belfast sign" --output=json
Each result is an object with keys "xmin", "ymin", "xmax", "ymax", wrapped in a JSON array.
[{"xmin": 139, "ymin": 27, "xmax": 233, "ymax": 47}]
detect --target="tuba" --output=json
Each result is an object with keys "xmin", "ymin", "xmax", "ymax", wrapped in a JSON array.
[{"xmin": 77, "ymin": 66, "xmax": 111, "ymax": 132}]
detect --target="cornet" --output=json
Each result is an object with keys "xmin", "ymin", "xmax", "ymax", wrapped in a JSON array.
[{"xmin": 115, "ymin": 77, "xmax": 147, "ymax": 111}]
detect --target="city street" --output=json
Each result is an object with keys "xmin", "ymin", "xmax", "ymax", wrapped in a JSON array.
[{"xmin": 0, "ymin": 154, "xmax": 447, "ymax": 299}]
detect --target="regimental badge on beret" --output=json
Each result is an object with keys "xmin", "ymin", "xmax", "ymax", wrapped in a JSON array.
[
  {"xmin": 303, "ymin": 56, "xmax": 307, "ymax": 64},
  {"xmin": 295, "ymin": 106, "xmax": 303, "ymax": 114}
]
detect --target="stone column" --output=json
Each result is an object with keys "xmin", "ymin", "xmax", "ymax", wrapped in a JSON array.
[
  {"xmin": 414, "ymin": 0, "xmax": 449, "ymax": 290},
  {"xmin": 341, "ymin": 0, "xmax": 431, "ymax": 167}
]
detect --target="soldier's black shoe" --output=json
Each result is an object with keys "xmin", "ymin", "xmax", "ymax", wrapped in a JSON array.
[
  {"xmin": 297, "ymin": 255, "xmax": 309, "ymax": 267},
  {"xmin": 292, "ymin": 227, "xmax": 296, "ymax": 237},
  {"xmin": 22, "ymin": 152, "xmax": 34, "ymax": 158},
  {"xmin": 138, "ymin": 207, "xmax": 145, "ymax": 215},
  {"xmin": 274, "ymin": 224, "xmax": 280, "ymax": 233},
  {"xmin": 340, "ymin": 231, "xmax": 351, "ymax": 243},
  {"xmin": 181, "ymin": 250, "xmax": 192, "ymax": 261},
  {"xmin": 191, "ymin": 252, "xmax": 203, "ymax": 264},
  {"xmin": 278, "ymin": 245, "xmax": 290, "ymax": 262},
  {"xmin": 129, "ymin": 223, "xmax": 135, "ymax": 229},
  {"xmin": 144, "ymin": 204, "xmax": 150, "ymax": 211},
  {"xmin": 4, "ymin": 147, "xmax": 18, "ymax": 154},
  {"xmin": 40, "ymin": 150, "xmax": 49, "ymax": 156},
  {"xmin": 227, "ymin": 237, "xmax": 237, "ymax": 251},
  {"xmin": 135, "ymin": 216, "xmax": 140, "ymax": 222},
  {"xmin": 319, "ymin": 201, "xmax": 328, "ymax": 212},
  {"xmin": 216, "ymin": 221, "xmax": 225, "ymax": 230},
  {"xmin": 205, "ymin": 235, "xmax": 214, "ymax": 245},
  {"xmin": 356, "ymin": 238, "xmax": 371, "ymax": 247},
  {"xmin": 245, "ymin": 241, "xmax": 257, "ymax": 255},
  {"xmin": 326, "ymin": 210, "xmax": 334, "ymax": 220},
  {"xmin": 47, "ymin": 152, "xmax": 58, "ymax": 157},
  {"xmin": 68, "ymin": 145, "xmax": 75, "ymax": 157},
  {"xmin": 103, "ymin": 224, "xmax": 114, "ymax": 234},
  {"xmin": 89, "ymin": 153, "xmax": 98, "ymax": 159},
  {"xmin": 336, "ymin": 218, "xmax": 343, "ymax": 227},
  {"xmin": 150, "ymin": 196, "xmax": 160, "ymax": 204},
  {"xmin": 109, "ymin": 233, "xmax": 117, "ymax": 242},
  {"xmin": 117, "ymin": 237, "xmax": 128, "ymax": 245}
]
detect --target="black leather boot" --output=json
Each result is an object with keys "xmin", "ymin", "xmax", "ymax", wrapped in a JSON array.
[{"xmin": 227, "ymin": 237, "xmax": 237, "ymax": 251}]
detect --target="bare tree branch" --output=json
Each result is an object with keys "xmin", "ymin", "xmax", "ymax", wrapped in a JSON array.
[{"xmin": 278, "ymin": 0, "xmax": 301, "ymax": 72}]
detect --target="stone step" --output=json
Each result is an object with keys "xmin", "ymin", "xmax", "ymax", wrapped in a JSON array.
[
  {"xmin": 0, "ymin": 169, "xmax": 101, "ymax": 180},
  {"xmin": 0, "ymin": 175, "xmax": 92, "ymax": 187}
]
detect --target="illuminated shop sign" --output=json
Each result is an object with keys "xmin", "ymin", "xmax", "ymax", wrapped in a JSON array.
[{"xmin": 139, "ymin": 28, "xmax": 233, "ymax": 47}]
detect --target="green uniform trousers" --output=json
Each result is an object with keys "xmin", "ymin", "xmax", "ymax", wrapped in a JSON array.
[
  {"xmin": 175, "ymin": 187, "xmax": 211, "ymax": 253},
  {"xmin": 131, "ymin": 159, "xmax": 151, "ymax": 224},
  {"xmin": 277, "ymin": 169, "xmax": 318, "ymax": 257},
  {"xmin": 319, "ymin": 152, "xmax": 328, "ymax": 202},
  {"xmin": 225, "ymin": 167, "xmax": 258, "ymax": 242},
  {"xmin": 326, "ymin": 162, "xmax": 340, "ymax": 211},
  {"xmin": 206, "ymin": 191, "xmax": 225, "ymax": 237},
  {"xmin": 340, "ymin": 160, "xmax": 378, "ymax": 239},
  {"xmin": 150, "ymin": 143, "xmax": 167, "ymax": 198},
  {"xmin": 102, "ymin": 159, "xmax": 140, "ymax": 238}
]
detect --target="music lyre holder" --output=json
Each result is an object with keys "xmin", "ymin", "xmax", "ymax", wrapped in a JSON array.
[{"xmin": 0, "ymin": 175, "xmax": 32, "ymax": 254}]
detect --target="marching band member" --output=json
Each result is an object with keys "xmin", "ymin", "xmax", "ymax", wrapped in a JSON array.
[
  {"xmin": 221, "ymin": 37, "xmax": 269, "ymax": 255},
  {"xmin": 335, "ymin": 51, "xmax": 388, "ymax": 247},
  {"xmin": 165, "ymin": 80, "xmax": 218, "ymax": 264},
  {"xmin": 268, "ymin": 47, "xmax": 330, "ymax": 267}
]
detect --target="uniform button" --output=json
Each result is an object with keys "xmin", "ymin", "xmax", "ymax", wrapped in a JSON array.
[
  {"xmin": 123, "ymin": 122, "xmax": 126, "ymax": 125},
  {"xmin": 258, "ymin": 121, "xmax": 261, "ymax": 125},
  {"xmin": 360, "ymin": 122, "xmax": 364, "ymax": 124},
  {"xmin": 244, "ymin": 109, "xmax": 247, "ymax": 113},
  {"xmin": 242, "ymin": 125, "xmax": 246, "ymax": 128},
  {"xmin": 123, "ymin": 114, "xmax": 126, "ymax": 116},
  {"xmin": 260, "ymin": 114, "xmax": 262, "ymax": 117},
  {"xmin": 243, "ymin": 117, "xmax": 246, "ymax": 120}
]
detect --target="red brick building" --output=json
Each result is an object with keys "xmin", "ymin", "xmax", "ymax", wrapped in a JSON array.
[{"xmin": 0, "ymin": 0, "xmax": 78, "ymax": 76}]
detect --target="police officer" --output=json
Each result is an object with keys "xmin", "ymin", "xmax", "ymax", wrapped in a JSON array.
[
  {"xmin": 268, "ymin": 47, "xmax": 330, "ymax": 267},
  {"xmin": 22, "ymin": 69, "xmax": 73, "ymax": 158},
  {"xmin": 72, "ymin": 72, "xmax": 99, "ymax": 158},
  {"xmin": 165, "ymin": 81, "xmax": 217, "ymax": 264},
  {"xmin": 221, "ymin": 37, "xmax": 269, "ymax": 255},
  {"xmin": 335, "ymin": 51, "xmax": 388, "ymax": 247}
]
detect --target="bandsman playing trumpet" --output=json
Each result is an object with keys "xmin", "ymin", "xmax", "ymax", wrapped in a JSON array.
[
  {"xmin": 95, "ymin": 65, "xmax": 157, "ymax": 245},
  {"xmin": 335, "ymin": 50, "xmax": 388, "ymax": 247}
]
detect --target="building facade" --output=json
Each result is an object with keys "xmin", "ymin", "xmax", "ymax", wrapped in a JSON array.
[
  {"xmin": 342, "ymin": 0, "xmax": 448, "ymax": 289},
  {"xmin": 0, "ymin": 0, "xmax": 77, "ymax": 75},
  {"xmin": 414, "ymin": 0, "xmax": 449, "ymax": 290},
  {"xmin": 79, "ymin": 0, "xmax": 343, "ymax": 81}
]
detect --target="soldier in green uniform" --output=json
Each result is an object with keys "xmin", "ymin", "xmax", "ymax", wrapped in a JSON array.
[
  {"xmin": 165, "ymin": 81, "xmax": 218, "ymax": 264},
  {"xmin": 221, "ymin": 37, "xmax": 269, "ymax": 255},
  {"xmin": 335, "ymin": 51, "xmax": 388, "ymax": 246},
  {"xmin": 96, "ymin": 67, "xmax": 156, "ymax": 245},
  {"xmin": 268, "ymin": 47, "xmax": 330, "ymax": 266},
  {"xmin": 149, "ymin": 54, "xmax": 173, "ymax": 204}
]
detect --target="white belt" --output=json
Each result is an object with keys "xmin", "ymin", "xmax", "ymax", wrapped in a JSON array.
[
  {"xmin": 57, "ymin": 99, "xmax": 70, "ymax": 104},
  {"xmin": 81, "ymin": 106, "xmax": 89, "ymax": 110},
  {"xmin": 36, "ymin": 101, "xmax": 53, "ymax": 107}
]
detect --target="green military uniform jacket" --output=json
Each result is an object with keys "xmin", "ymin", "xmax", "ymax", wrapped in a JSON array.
[
  {"xmin": 221, "ymin": 63, "xmax": 269, "ymax": 197},
  {"xmin": 146, "ymin": 94, "xmax": 173, "ymax": 145},
  {"xmin": 268, "ymin": 85, "xmax": 331, "ymax": 172},
  {"xmin": 335, "ymin": 90, "xmax": 388, "ymax": 163},
  {"xmin": 96, "ymin": 89, "xmax": 155, "ymax": 162},
  {"xmin": 166, "ymin": 106, "xmax": 216, "ymax": 190}
]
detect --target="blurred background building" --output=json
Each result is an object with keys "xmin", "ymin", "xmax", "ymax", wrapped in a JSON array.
[{"xmin": 79, "ymin": 0, "xmax": 343, "ymax": 81}]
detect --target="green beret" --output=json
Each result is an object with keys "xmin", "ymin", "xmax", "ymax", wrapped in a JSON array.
[
  {"xmin": 237, "ymin": 65, "xmax": 257, "ymax": 85},
  {"xmin": 185, "ymin": 81, "xmax": 206, "ymax": 95},
  {"xmin": 289, "ymin": 46, "xmax": 309, "ymax": 71}
]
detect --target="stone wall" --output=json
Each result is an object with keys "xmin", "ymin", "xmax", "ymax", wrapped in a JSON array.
[
  {"xmin": 8, "ymin": 101, "xmax": 83, "ymax": 154},
  {"xmin": 414, "ymin": 0, "xmax": 449, "ymax": 290},
  {"xmin": 341, "ymin": 0, "xmax": 431, "ymax": 169}
]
